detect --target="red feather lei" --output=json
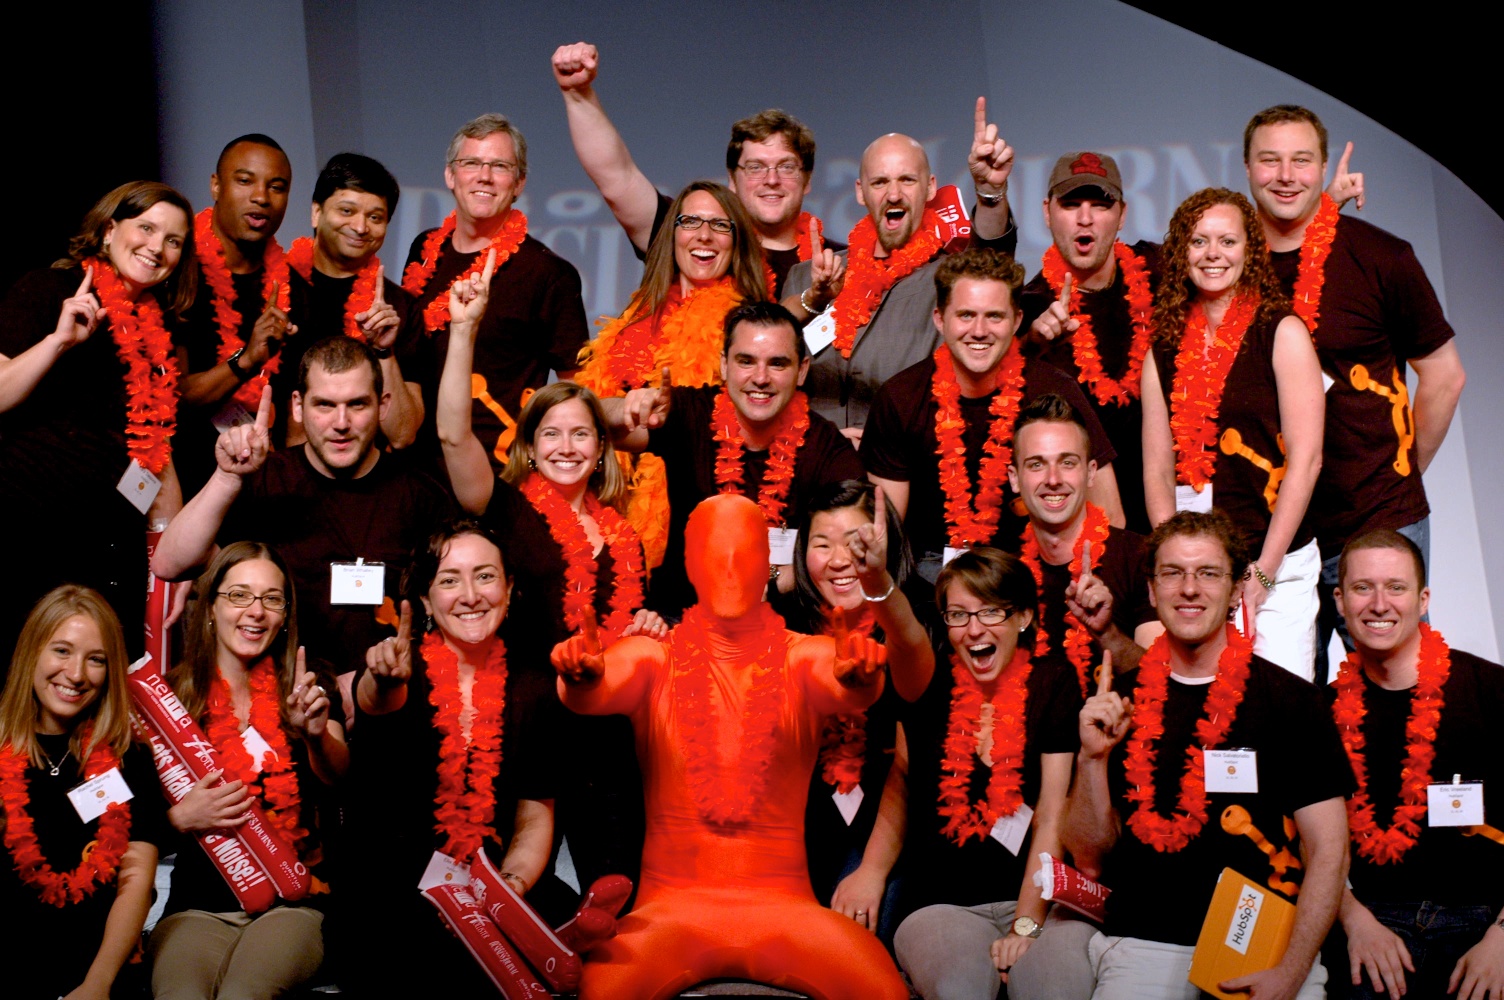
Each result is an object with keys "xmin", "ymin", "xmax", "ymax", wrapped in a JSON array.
[
  {"xmin": 284, "ymin": 237, "xmax": 377, "ymax": 343},
  {"xmin": 711, "ymin": 388, "xmax": 810, "ymax": 528},
  {"xmin": 1019, "ymin": 502, "xmax": 1111, "ymax": 695},
  {"xmin": 1124, "ymin": 626, "xmax": 1254, "ymax": 852},
  {"xmin": 401, "ymin": 209, "xmax": 528, "ymax": 333},
  {"xmin": 1291, "ymin": 194, "xmax": 1339, "ymax": 340},
  {"xmin": 520, "ymin": 473, "xmax": 645, "ymax": 638},
  {"xmin": 0, "ymin": 724, "xmax": 132, "ymax": 906},
  {"xmin": 818, "ymin": 608, "xmax": 876, "ymax": 794},
  {"xmin": 1040, "ymin": 242, "xmax": 1155, "ymax": 406},
  {"xmin": 760, "ymin": 212, "xmax": 823, "ymax": 294},
  {"xmin": 1168, "ymin": 294, "xmax": 1258, "ymax": 489},
  {"xmin": 933, "ymin": 343, "xmax": 1028, "ymax": 548},
  {"xmin": 577, "ymin": 277, "xmax": 740, "ymax": 395},
  {"xmin": 937, "ymin": 649, "xmax": 1033, "ymax": 845},
  {"xmin": 830, "ymin": 213, "xmax": 942, "ymax": 358},
  {"xmin": 205, "ymin": 660, "xmax": 306, "ymax": 849},
  {"xmin": 91, "ymin": 257, "xmax": 180, "ymax": 475},
  {"xmin": 423, "ymin": 631, "xmax": 507, "ymax": 864},
  {"xmin": 1332, "ymin": 623, "xmax": 1450, "ymax": 864},
  {"xmin": 193, "ymin": 208, "xmax": 292, "ymax": 407}
]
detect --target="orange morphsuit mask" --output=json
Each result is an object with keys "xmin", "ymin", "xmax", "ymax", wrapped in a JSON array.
[{"xmin": 553, "ymin": 495, "xmax": 906, "ymax": 999}]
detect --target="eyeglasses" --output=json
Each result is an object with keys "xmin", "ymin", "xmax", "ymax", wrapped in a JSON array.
[
  {"xmin": 450, "ymin": 158, "xmax": 518, "ymax": 177},
  {"xmin": 737, "ymin": 161, "xmax": 802, "ymax": 179},
  {"xmin": 1153, "ymin": 568, "xmax": 1232, "ymax": 586},
  {"xmin": 674, "ymin": 214, "xmax": 735, "ymax": 234},
  {"xmin": 216, "ymin": 589, "xmax": 289, "ymax": 612},
  {"xmin": 942, "ymin": 607, "xmax": 1015, "ymax": 628}
]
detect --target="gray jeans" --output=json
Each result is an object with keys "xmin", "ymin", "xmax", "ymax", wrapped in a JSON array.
[{"xmin": 896, "ymin": 900, "xmax": 1097, "ymax": 1000}]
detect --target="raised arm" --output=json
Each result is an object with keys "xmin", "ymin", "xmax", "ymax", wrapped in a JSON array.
[
  {"xmin": 553, "ymin": 608, "xmax": 661, "ymax": 717},
  {"xmin": 1139, "ymin": 354, "xmax": 1176, "ymax": 526},
  {"xmin": 1061, "ymin": 651, "xmax": 1129, "ymax": 878},
  {"xmin": 967, "ymin": 97, "xmax": 1013, "ymax": 241},
  {"xmin": 0, "ymin": 268, "xmax": 102, "ymax": 413},
  {"xmin": 849, "ymin": 485, "xmax": 934, "ymax": 700},
  {"xmin": 552, "ymin": 42, "xmax": 662, "ymax": 254},
  {"xmin": 437, "ymin": 250, "xmax": 499, "ymax": 513}
]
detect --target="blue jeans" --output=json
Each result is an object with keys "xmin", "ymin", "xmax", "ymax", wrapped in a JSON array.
[
  {"xmin": 1316, "ymin": 518, "xmax": 1430, "ymax": 683},
  {"xmin": 1346, "ymin": 901, "xmax": 1496, "ymax": 1000}
]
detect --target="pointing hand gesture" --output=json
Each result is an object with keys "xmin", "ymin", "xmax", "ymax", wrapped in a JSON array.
[
  {"xmin": 215, "ymin": 383, "xmax": 273, "ymax": 477},
  {"xmin": 357, "ymin": 264, "xmax": 401, "ymax": 350},
  {"xmin": 449, "ymin": 248, "xmax": 496, "ymax": 328},
  {"xmin": 622, "ymin": 366, "xmax": 672, "ymax": 432},
  {"xmin": 286, "ymin": 646, "xmax": 332, "ymax": 738},
  {"xmin": 1078, "ymin": 649, "xmax": 1130, "ymax": 758},
  {"xmin": 831, "ymin": 606, "xmax": 887, "ymax": 689},
  {"xmin": 247, "ymin": 280, "xmax": 296, "ymax": 366},
  {"xmin": 365, "ymin": 599, "xmax": 413, "ymax": 688},
  {"xmin": 1327, "ymin": 140, "xmax": 1365, "ymax": 210},
  {"xmin": 1030, "ymin": 271, "xmax": 1081, "ymax": 343},
  {"xmin": 1064, "ymin": 537, "xmax": 1113, "ymax": 637},
  {"xmin": 553, "ymin": 607, "xmax": 607, "ymax": 684},
  {"xmin": 968, "ymin": 96, "xmax": 1014, "ymax": 198},
  {"xmin": 52, "ymin": 267, "xmax": 103, "ymax": 349},
  {"xmin": 805, "ymin": 217, "xmax": 846, "ymax": 310}
]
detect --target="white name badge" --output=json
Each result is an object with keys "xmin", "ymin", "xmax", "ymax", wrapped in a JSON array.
[
  {"xmin": 804, "ymin": 307, "xmax": 836, "ymax": 357},
  {"xmin": 330, "ymin": 558, "xmax": 385, "ymax": 605},
  {"xmin": 943, "ymin": 546, "xmax": 969, "ymax": 566},
  {"xmin": 1427, "ymin": 780, "xmax": 1484, "ymax": 827},
  {"xmin": 989, "ymin": 802, "xmax": 1034, "ymax": 855},
  {"xmin": 239, "ymin": 725, "xmax": 276, "ymax": 774},
  {"xmin": 1175, "ymin": 483, "xmax": 1213, "ymax": 514},
  {"xmin": 767, "ymin": 527, "xmax": 798, "ymax": 565},
  {"xmin": 211, "ymin": 397, "xmax": 256, "ymax": 434},
  {"xmin": 832, "ymin": 785, "xmax": 865, "ymax": 826},
  {"xmin": 1204, "ymin": 749, "xmax": 1259, "ymax": 793},
  {"xmin": 67, "ymin": 767, "xmax": 134, "ymax": 824},
  {"xmin": 116, "ymin": 461, "xmax": 162, "ymax": 515},
  {"xmin": 417, "ymin": 850, "xmax": 471, "ymax": 891}
]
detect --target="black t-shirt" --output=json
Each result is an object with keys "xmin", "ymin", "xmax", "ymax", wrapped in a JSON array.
[
  {"xmin": 1100, "ymin": 654, "xmax": 1355, "ymax": 944},
  {"xmin": 901, "ymin": 654, "xmax": 1082, "ymax": 912},
  {"xmin": 218, "ymin": 448, "xmax": 455, "ymax": 675},
  {"xmin": 403, "ymin": 232, "xmax": 589, "ymax": 475},
  {"xmin": 860, "ymin": 355, "xmax": 1117, "ymax": 566},
  {"xmin": 1270, "ymin": 217, "xmax": 1453, "ymax": 555},
  {"xmin": 176, "ymin": 268, "xmax": 267, "ymax": 497},
  {"xmin": 1331, "ymin": 649, "xmax": 1504, "ymax": 909},
  {"xmin": 1031, "ymin": 524, "xmax": 1154, "ymax": 685},
  {"xmin": 1020, "ymin": 241, "xmax": 1161, "ymax": 533},
  {"xmin": 0, "ymin": 737, "xmax": 165, "ymax": 1000},
  {"xmin": 645, "ymin": 387, "xmax": 865, "ymax": 616}
]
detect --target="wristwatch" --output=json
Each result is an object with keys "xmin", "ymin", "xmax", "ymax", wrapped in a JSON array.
[
  {"xmin": 226, "ymin": 347, "xmax": 251, "ymax": 382},
  {"xmin": 1012, "ymin": 916, "xmax": 1043, "ymax": 939}
]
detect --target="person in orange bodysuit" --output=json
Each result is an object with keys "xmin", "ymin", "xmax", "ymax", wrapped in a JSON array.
[{"xmin": 552, "ymin": 493, "xmax": 910, "ymax": 999}]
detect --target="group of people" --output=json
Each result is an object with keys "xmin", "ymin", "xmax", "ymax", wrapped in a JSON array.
[{"xmin": 0, "ymin": 35, "xmax": 1495, "ymax": 1000}]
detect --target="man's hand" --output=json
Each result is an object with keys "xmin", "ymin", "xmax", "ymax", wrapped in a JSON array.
[
  {"xmin": 357, "ymin": 264, "xmax": 401, "ymax": 351},
  {"xmin": 1219, "ymin": 960, "xmax": 1312, "ymax": 1000},
  {"xmin": 991, "ymin": 932, "xmax": 1035, "ymax": 983},
  {"xmin": 246, "ymin": 280, "xmax": 295, "ymax": 367},
  {"xmin": 1079, "ymin": 650, "xmax": 1130, "ymax": 758},
  {"xmin": 1448, "ymin": 921, "xmax": 1504, "ymax": 1000},
  {"xmin": 214, "ymin": 384, "xmax": 273, "ymax": 477},
  {"xmin": 552, "ymin": 42, "xmax": 599, "ymax": 92},
  {"xmin": 449, "ymin": 248, "xmax": 497, "ymax": 327},
  {"xmin": 621, "ymin": 366, "xmax": 672, "ymax": 432},
  {"xmin": 1344, "ymin": 902, "xmax": 1413, "ymax": 997},
  {"xmin": 1327, "ymin": 141, "xmax": 1365, "ymax": 211},
  {"xmin": 968, "ymin": 96, "xmax": 1014, "ymax": 199},
  {"xmin": 831, "ymin": 607, "xmax": 886, "ymax": 688},
  {"xmin": 1065, "ymin": 538, "xmax": 1114, "ymax": 637},
  {"xmin": 364, "ymin": 599, "xmax": 413, "ymax": 688},
  {"xmin": 1030, "ymin": 272, "xmax": 1081, "ymax": 343},
  {"xmin": 830, "ymin": 862, "xmax": 884, "ymax": 933},
  {"xmin": 53, "ymin": 267, "xmax": 103, "ymax": 348},
  {"xmin": 286, "ymin": 646, "xmax": 332, "ymax": 739},
  {"xmin": 553, "ymin": 606, "xmax": 606, "ymax": 684},
  {"xmin": 804, "ymin": 218, "xmax": 846, "ymax": 311}
]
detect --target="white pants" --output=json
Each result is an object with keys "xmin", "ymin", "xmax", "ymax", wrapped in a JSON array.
[
  {"xmin": 1086, "ymin": 933, "xmax": 1326, "ymax": 1000},
  {"xmin": 1238, "ymin": 538, "xmax": 1320, "ymax": 681}
]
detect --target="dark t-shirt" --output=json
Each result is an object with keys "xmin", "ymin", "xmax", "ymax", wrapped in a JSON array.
[
  {"xmin": 901, "ymin": 654, "xmax": 1082, "ymax": 912},
  {"xmin": 860, "ymin": 355, "xmax": 1116, "ymax": 570},
  {"xmin": 1020, "ymin": 241, "xmax": 1161, "ymax": 533},
  {"xmin": 403, "ymin": 232, "xmax": 588, "ymax": 475},
  {"xmin": 1270, "ymin": 217, "xmax": 1453, "ymax": 555},
  {"xmin": 1331, "ymin": 649, "xmax": 1504, "ymax": 909},
  {"xmin": 1031, "ymin": 524, "xmax": 1154, "ymax": 683},
  {"xmin": 176, "ymin": 268, "xmax": 267, "ymax": 497},
  {"xmin": 218, "ymin": 448, "xmax": 455, "ymax": 675},
  {"xmin": 646, "ymin": 387, "xmax": 865, "ymax": 616},
  {"xmin": 1101, "ymin": 654, "xmax": 1354, "ymax": 945}
]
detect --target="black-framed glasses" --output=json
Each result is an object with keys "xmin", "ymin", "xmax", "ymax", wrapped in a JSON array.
[
  {"xmin": 1153, "ymin": 568, "xmax": 1232, "ymax": 586},
  {"xmin": 674, "ymin": 214, "xmax": 735, "ymax": 234},
  {"xmin": 942, "ymin": 607, "xmax": 1015, "ymax": 628},
  {"xmin": 216, "ymin": 589, "xmax": 289, "ymax": 612},
  {"xmin": 737, "ymin": 161, "xmax": 802, "ymax": 179}
]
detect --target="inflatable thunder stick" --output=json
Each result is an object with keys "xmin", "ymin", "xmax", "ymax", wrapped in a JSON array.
[
  {"xmin": 470, "ymin": 850, "xmax": 582, "ymax": 992},
  {"xmin": 1032, "ymin": 852, "xmax": 1111, "ymax": 922},
  {"xmin": 127, "ymin": 657, "xmax": 310, "ymax": 903},
  {"xmin": 422, "ymin": 883, "xmax": 550, "ymax": 1000}
]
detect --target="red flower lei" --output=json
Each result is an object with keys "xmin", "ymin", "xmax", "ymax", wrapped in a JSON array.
[
  {"xmin": 670, "ymin": 605, "xmax": 788, "ymax": 825},
  {"xmin": 1124, "ymin": 626, "xmax": 1254, "ymax": 852},
  {"xmin": 818, "ymin": 608, "xmax": 876, "ymax": 794},
  {"xmin": 1040, "ymin": 242, "xmax": 1154, "ymax": 406},
  {"xmin": 711, "ymin": 388, "xmax": 811, "ymax": 528},
  {"xmin": 1019, "ymin": 502, "xmax": 1112, "ymax": 695},
  {"xmin": 284, "ymin": 237, "xmax": 377, "ymax": 343},
  {"xmin": 760, "ymin": 212, "xmax": 824, "ymax": 293},
  {"xmin": 937, "ymin": 649, "xmax": 1034, "ymax": 845},
  {"xmin": 1168, "ymin": 294, "xmax": 1258, "ymax": 489},
  {"xmin": 194, "ymin": 208, "xmax": 292, "ymax": 408},
  {"xmin": 1332, "ymin": 623, "xmax": 1451, "ymax": 864},
  {"xmin": 401, "ymin": 209, "xmax": 528, "ymax": 333},
  {"xmin": 91, "ymin": 257, "xmax": 180, "ymax": 475},
  {"xmin": 1291, "ymin": 193, "xmax": 1339, "ymax": 340},
  {"xmin": 423, "ymin": 631, "xmax": 508, "ymax": 864},
  {"xmin": 830, "ymin": 213, "xmax": 943, "ymax": 358},
  {"xmin": 205, "ymin": 660, "xmax": 306, "ymax": 849},
  {"xmin": 0, "ymin": 724, "xmax": 132, "ymax": 906},
  {"xmin": 520, "ymin": 473, "xmax": 645, "ymax": 638},
  {"xmin": 577, "ymin": 277, "xmax": 741, "ymax": 395},
  {"xmin": 933, "ymin": 344, "xmax": 1028, "ymax": 548}
]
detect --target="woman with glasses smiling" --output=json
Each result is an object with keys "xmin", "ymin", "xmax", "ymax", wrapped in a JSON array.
[{"xmin": 148, "ymin": 541, "xmax": 345, "ymax": 999}]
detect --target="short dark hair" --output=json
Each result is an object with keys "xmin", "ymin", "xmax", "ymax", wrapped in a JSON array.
[
  {"xmin": 1243, "ymin": 105, "xmax": 1329, "ymax": 164},
  {"xmin": 1338, "ymin": 528, "xmax": 1427, "ymax": 589},
  {"xmin": 934, "ymin": 247, "xmax": 1025, "ymax": 312},
  {"xmin": 788, "ymin": 480, "xmax": 916, "ymax": 632},
  {"xmin": 297, "ymin": 336, "xmax": 384, "ymax": 398},
  {"xmin": 1144, "ymin": 510, "xmax": 1251, "ymax": 583},
  {"xmin": 721, "ymin": 300, "xmax": 807, "ymax": 363},
  {"xmin": 216, "ymin": 134, "xmax": 286, "ymax": 175},
  {"xmin": 312, "ymin": 152, "xmax": 400, "ymax": 213},
  {"xmin": 726, "ymin": 109, "xmax": 816, "ymax": 174},
  {"xmin": 935, "ymin": 547, "xmax": 1037, "ymax": 621},
  {"xmin": 1013, "ymin": 393, "xmax": 1092, "ymax": 461}
]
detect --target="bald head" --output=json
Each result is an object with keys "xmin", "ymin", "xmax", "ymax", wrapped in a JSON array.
[
  {"xmin": 856, "ymin": 134, "xmax": 936, "ymax": 253},
  {"xmin": 860, "ymin": 134, "xmax": 930, "ymax": 180}
]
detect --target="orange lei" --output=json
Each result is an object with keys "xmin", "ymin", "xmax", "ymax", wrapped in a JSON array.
[
  {"xmin": 284, "ymin": 237, "xmax": 377, "ymax": 343},
  {"xmin": 1019, "ymin": 502, "xmax": 1112, "ymax": 695},
  {"xmin": 1124, "ymin": 626, "xmax": 1254, "ymax": 852},
  {"xmin": 1332, "ymin": 623, "xmax": 1450, "ymax": 865},
  {"xmin": 712, "ymin": 389, "xmax": 810, "ymax": 528},
  {"xmin": 818, "ymin": 608, "xmax": 876, "ymax": 794},
  {"xmin": 194, "ymin": 208, "xmax": 292, "ymax": 408},
  {"xmin": 933, "ymin": 344, "xmax": 1028, "ymax": 548},
  {"xmin": 671, "ymin": 605, "xmax": 787, "ymax": 825},
  {"xmin": 1291, "ymin": 193, "xmax": 1339, "ymax": 339},
  {"xmin": 577, "ymin": 278, "xmax": 741, "ymax": 395},
  {"xmin": 205, "ymin": 660, "xmax": 306, "ymax": 849},
  {"xmin": 423, "ymin": 631, "xmax": 507, "ymax": 864},
  {"xmin": 520, "ymin": 473, "xmax": 646, "ymax": 638},
  {"xmin": 91, "ymin": 258, "xmax": 180, "ymax": 475},
  {"xmin": 1168, "ymin": 294, "xmax": 1258, "ymax": 489},
  {"xmin": 1041, "ymin": 242, "xmax": 1154, "ymax": 406},
  {"xmin": 402, "ymin": 209, "xmax": 528, "ymax": 332},
  {"xmin": 0, "ymin": 725, "xmax": 132, "ymax": 906},
  {"xmin": 830, "ymin": 213, "xmax": 943, "ymax": 358},
  {"xmin": 937, "ymin": 649, "xmax": 1033, "ymax": 846}
]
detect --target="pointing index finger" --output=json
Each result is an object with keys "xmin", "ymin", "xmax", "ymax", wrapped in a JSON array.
[
  {"xmin": 1336, "ymin": 141, "xmax": 1354, "ymax": 177},
  {"xmin": 810, "ymin": 217, "xmax": 823, "ymax": 258},
  {"xmin": 481, "ymin": 248, "xmax": 497, "ymax": 284},
  {"xmin": 1059, "ymin": 272, "xmax": 1074, "ymax": 309},
  {"xmin": 873, "ymin": 484, "xmax": 887, "ymax": 536},
  {"xmin": 373, "ymin": 264, "xmax": 386, "ymax": 304},
  {"xmin": 1096, "ymin": 649, "xmax": 1114, "ymax": 698},
  {"xmin": 396, "ymin": 599, "xmax": 412, "ymax": 645},
  {"xmin": 831, "ymin": 606, "xmax": 850, "ymax": 650},
  {"xmin": 1079, "ymin": 538, "xmax": 1093, "ymax": 583},
  {"xmin": 582, "ymin": 605, "xmax": 601, "ymax": 652},
  {"xmin": 254, "ymin": 384, "xmax": 273, "ymax": 432},
  {"xmin": 973, "ymin": 96, "xmax": 988, "ymax": 141},
  {"xmin": 659, "ymin": 365, "xmax": 672, "ymax": 391},
  {"xmin": 77, "ymin": 267, "xmax": 93, "ymax": 296},
  {"xmin": 264, "ymin": 280, "xmax": 280, "ymax": 312}
]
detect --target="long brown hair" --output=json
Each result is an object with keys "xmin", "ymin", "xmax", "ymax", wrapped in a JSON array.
[
  {"xmin": 54, "ymin": 180, "xmax": 198, "ymax": 320},
  {"xmin": 1152, "ymin": 187, "xmax": 1289, "ymax": 344},
  {"xmin": 0, "ymin": 586, "xmax": 134, "ymax": 767},
  {"xmin": 633, "ymin": 180, "xmax": 767, "ymax": 319},
  {"xmin": 500, "ymin": 381, "xmax": 627, "ymax": 509}
]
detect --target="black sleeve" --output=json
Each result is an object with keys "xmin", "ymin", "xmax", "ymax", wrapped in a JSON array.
[
  {"xmin": 1035, "ymin": 658, "xmax": 1085, "ymax": 755},
  {"xmin": 540, "ymin": 258, "xmax": 589, "ymax": 374},
  {"xmin": 968, "ymin": 213, "xmax": 1018, "ymax": 257},
  {"xmin": 631, "ymin": 191, "xmax": 675, "ymax": 262},
  {"xmin": 122, "ymin": 743, "xmax": 171, "ymax": 849},
  {"xmin": 1272, "ymin": 672, "xmax": 1357, "ymax": 815},
  {"xmin": 859, "ymin": 384, "xmax": 915, "ymax": 482}
]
